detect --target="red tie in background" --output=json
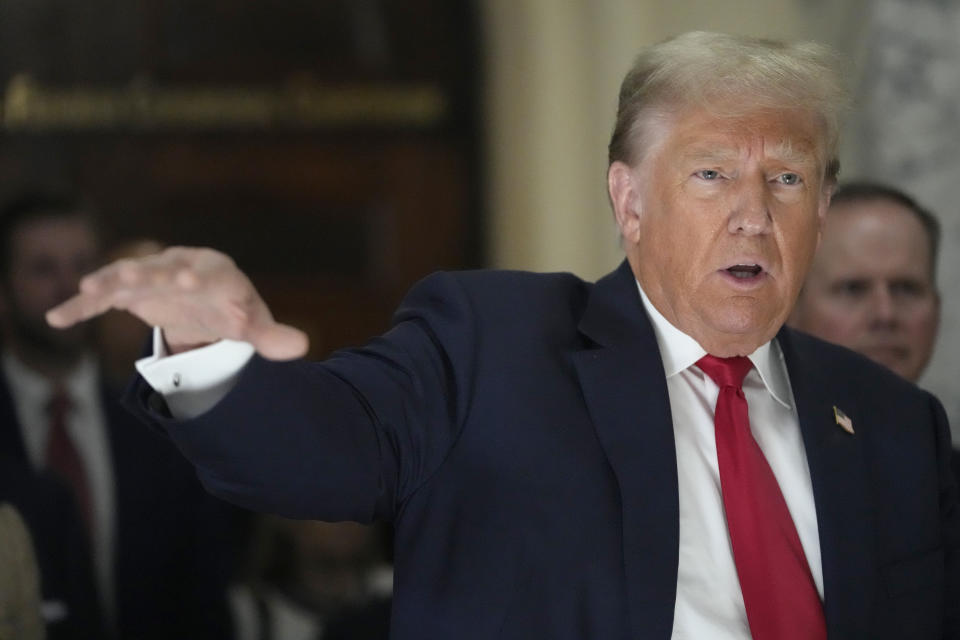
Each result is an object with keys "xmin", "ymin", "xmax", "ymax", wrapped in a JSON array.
[
  {"xmin": 45, "ymin": 387, "xmax": 94, "ymax": 539},
  {"xmin": 696, "ymin": 355, "xmax": 826, "ymax": 640}
]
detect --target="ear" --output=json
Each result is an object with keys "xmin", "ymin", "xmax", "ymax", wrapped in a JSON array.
[
  {"xmin": 608, "ymin": 161, "xmax": 643, "ymax": 244},
  {"xmin": 933, "ymin": 287, "xmax": 942, "ymax": 332},
  {"xmin": 813, "ymin": 180, "xmax": 835, "ymax": 252}
]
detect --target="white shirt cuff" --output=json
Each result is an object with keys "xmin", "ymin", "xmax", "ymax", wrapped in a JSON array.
[{"xmin": 135, "ymin": 328, "xmax": 255, "ymax": 420}]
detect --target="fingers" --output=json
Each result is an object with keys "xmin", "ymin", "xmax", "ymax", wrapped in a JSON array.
[
  {"xmin": 45, "ymin": 245, "xmax": 310, "ymax": 361},
  {"xmin": 46, "ymin": 251, "xmax": 185, "ymax": 328},
  {"xmin": 247, "ymin": 323, "xmax": 310, "ymax": 361},
  {"xmin": 46, "ymin": 291, "xmax": 116, "ymax": 328}
]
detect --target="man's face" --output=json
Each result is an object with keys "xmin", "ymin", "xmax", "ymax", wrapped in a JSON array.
[
  {"xmin": 2, "ymin": 214, "xmax": 99, "ymax": 359},
  {"xmin": 789, "ymin": 199, "xmax": 939, "ymax": 381},
  {"xmin": 609, "ymin": 106, "xmax": 830, "ymax": 357}
]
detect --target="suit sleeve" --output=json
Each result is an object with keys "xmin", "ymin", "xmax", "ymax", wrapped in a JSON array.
[{"xmin": 122, "ymin": 271, "xmax": 478, "ymax": 524}]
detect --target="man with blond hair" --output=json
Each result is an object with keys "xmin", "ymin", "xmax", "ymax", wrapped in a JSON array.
[{"xmin": 49, "ymin": 32, "xmax": 958, "ymax": 639}]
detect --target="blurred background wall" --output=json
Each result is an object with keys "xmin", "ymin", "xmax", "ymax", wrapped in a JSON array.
[{"xmin": 0, "ymin": 0, "xmax": 955, "ymax": 435}]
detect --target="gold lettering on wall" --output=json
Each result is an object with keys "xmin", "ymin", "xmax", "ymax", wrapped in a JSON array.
[{"xmin": 1, "ymin": 75, "xmax": 447, "ymax": 131}]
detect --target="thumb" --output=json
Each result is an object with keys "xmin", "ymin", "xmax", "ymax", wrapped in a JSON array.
[{"xmin": 246, "ymin": 322, "xmax": 310, "ymax": 361}]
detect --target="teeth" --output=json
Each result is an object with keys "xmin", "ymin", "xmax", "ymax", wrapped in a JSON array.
[{"xmin": 726, "ymin": 264, "xmax": 762, "ymax": 278}]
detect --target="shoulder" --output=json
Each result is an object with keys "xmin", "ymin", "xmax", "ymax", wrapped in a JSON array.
[
  {"xmin": 401, "ymin": 269, "xmax": 592, "ymax": 321},
  {"xmin": 781, "ymin": 327, "xmax": 943, "ymax": 420},
  {"xmin": 784, "ymin": 328, "xmax": 919, "ymax": 390}
]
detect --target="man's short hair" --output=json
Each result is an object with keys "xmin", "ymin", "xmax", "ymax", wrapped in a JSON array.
[
  {"xmin": 830, "ymin": 181, "xmax": 941, "ymax": 282},
  {"xmin": 608, "ymin": 31, "xmax": 848, "ymax": 183},
  {"xmin": 0, "ymin": 192, "xmax": 98, "ymax": 278}
]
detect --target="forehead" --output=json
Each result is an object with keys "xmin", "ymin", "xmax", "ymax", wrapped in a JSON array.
[
  {"xmin": 650, "ymin": 105, "xmax": 825, "ymax": 166},
  {"xmin": 818, "ymin": 200, "xmax": 933, "ymax": 272},
  {"xmin": 10, "ymin": 214, "xmax": 99, "ymax": 258}
]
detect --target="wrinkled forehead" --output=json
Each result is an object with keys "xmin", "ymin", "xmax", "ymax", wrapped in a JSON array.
[
  {"xmin": 638, "ymin": 102, "xmax": 830, "ymax": 169},
  {"xmin": 680, "ymin": 127, "xmax": 822, "ymax": 167}
]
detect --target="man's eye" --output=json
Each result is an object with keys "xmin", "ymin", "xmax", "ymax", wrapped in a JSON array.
[
  {"xmin": 776, "ymin": 173, "xmax": 802, "ymax": 185},
  {"xmin": 832, "ymin": 280, "xmax": 869, "ymax": 297},
  {"xmin": 696, "ymin": 169, "xmax": 720, "ymax": 180},
  {"xmin": 890, "ymin": 280, "xmax": 927, "ymax": 298},
  {"xmin": 27, "ymin": 258, "xmax": 58, "ymax": 278}
]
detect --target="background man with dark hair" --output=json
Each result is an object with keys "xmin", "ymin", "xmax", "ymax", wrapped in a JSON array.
[
  {"xmin": 788, "ymin": 182, "xmax": 960, "ymax": 499},
  {"xmin": 789, "ymin": 181, "xmax": 940, "ymax": 383},
  {"xmin": 0, "ymin": 193, "xmax": 238, "ymax": 639}
]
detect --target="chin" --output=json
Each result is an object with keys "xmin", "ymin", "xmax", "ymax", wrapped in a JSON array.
[
  {"xmin": 26, "ymin": 325, "xmax": 91, "ymax": 358},
  {"xmin": 703, "ymin": 318, "xmax": 780, "ymax": 356},
  {"xmin": 709, "ymin": 308, "xmax": 772, "ymax": 337}
]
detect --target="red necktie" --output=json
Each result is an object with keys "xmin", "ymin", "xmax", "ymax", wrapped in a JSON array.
[
  {"xmin": 45, "ymin": 388, "xmax": 94, "ymax": 539},
  {"xmin": 697, "ymin": 355, "xmax": 826, "ymax": 640}
]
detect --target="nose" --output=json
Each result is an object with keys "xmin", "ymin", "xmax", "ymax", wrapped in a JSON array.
[
  {"xmin": 867, "ymin": 285, "xmax": 898, "ymax": 328},
  {"xmin": 54, "ymin": 263, "xmax": 85, "ymax": 304},
  {"xmin": 727, "ymin": 174, "xmax": 772, "ymax": 236}
]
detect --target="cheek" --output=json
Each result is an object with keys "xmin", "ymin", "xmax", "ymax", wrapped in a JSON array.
[
  {"xmin": 806, "ymin": 300, "xmax": 865, "ymax": 342},
  {"xmin": 787, "ymin": 235, "xmax": 821, "ymax": 274},
  {"xmin": 905, "ymin": 303, "xmax": 939, "ymax": 333},
  {"xmin": 779, "ymin": 211, "xmax": 823, "ymax": 262},
  {"xmin": 15, "ymin": 277, "xmax": 59, "ymax": 309}
]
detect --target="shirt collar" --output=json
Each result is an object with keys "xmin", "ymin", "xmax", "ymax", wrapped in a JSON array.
[
  {"xmin": 635, "ymin": 280, "xmax": 793, "ymax": 410},
  {"xmin": 2, "ymin": 350, "xmax": 100, "ymax": 409}
]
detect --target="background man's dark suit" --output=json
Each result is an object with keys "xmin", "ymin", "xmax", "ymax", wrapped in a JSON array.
[
  {"xmin": 0, "ymin": 371, "xmax": 238, "ymax": 639},
  {"xmin": 0, "ymin": 456, "xmax": 105, "ymax": 639},
  {"xmin": 126, "ymin": 261, "xmax": 960, "ymax": 639}
]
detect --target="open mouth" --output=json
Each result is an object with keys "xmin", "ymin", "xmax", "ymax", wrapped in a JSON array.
[{"xmin": 725, "ymin": 264, "xmax": 763, "ymax": 279}]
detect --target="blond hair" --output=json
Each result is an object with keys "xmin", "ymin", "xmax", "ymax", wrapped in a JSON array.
[{"xmin": 608, "ymin": 31, "xmax": 848, "ymax": 182}]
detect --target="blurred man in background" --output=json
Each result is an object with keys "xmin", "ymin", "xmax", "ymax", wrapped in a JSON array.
[
  {"xmin": 0, "ymin": 192, "xmax": 238, "ymax": 639},
  {"xmin": 789, "ymin": 182, "xmax": 940, "ymax": 382},
  {"xmin": 789, "ymin": 182, "xmax": 960, "ymax": 484}
]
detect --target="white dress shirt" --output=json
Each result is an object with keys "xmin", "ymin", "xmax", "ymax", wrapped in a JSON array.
[
  {"xmin": 635, "ymin": 283, "xmax": 823, "ymax": 639},
  {"xmin": 137, "ymin": 281, "xmax": 823, "ymax": 638},
  {"xmin": 2, "ymin": 352, "xmax": 117, "ymax": 626},
  {"xmin": 136, "ymin": 329, "xmax": 254, "ymax": 420}
]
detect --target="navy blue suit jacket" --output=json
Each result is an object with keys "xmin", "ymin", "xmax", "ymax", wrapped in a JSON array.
[
  {"xmin": 127, "ymin": 261, "xmax": 960, "ymax": 639},
  {"xmin": 0, "ymin": 365, "xmax": 237, "ymax": 639}
]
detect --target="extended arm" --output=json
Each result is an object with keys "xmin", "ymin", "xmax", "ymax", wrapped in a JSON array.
[{"xmin": 48, "ymin": 247, "xmax": 475, "ymax": 523}]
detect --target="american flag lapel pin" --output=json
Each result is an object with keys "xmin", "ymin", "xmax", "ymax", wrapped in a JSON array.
[{"xmin": 833, "ymin": 406, "xmax": 854, "ymax": 435}]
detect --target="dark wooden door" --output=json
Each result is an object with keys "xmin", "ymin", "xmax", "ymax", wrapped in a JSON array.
[{"xmin": 0, "ymin": 0, "xmax": 482, "ymax": 356}]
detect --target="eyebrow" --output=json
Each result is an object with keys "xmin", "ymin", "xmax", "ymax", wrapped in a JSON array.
[
  {"xmin": 766, "ymin": 140, "xmax": 819, "ymax": 167},
  {"xmin": 680, "ymin": 140, "xmax": 819, "ymax": 168},
  {"xmin": 680, "ymin": 147, "xmax": 738, "ymax": 165}
]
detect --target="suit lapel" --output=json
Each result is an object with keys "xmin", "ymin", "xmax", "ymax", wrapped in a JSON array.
[
  {"xmin": 0, "ymin": 370, "xmax": 30, "ymax": 462},
  {"xmin": 573, "ymin": 261, "xmax": 678, "ymax": 640},
  {"xmin": 779, "ymin": 328, "xmax": 876, "ymax": 637}
]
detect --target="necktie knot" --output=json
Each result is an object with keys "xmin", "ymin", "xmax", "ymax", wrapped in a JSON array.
[
  {"xmin": 46, "ymin": 387, "xmax": 73, "ymax": 418},
  {"xmin": 697, "ymin": 354, "xmax": 753, "ymax": 389}
]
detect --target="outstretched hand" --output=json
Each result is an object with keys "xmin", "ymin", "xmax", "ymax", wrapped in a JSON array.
[{"xmin": 46, "ymin": 246, "xmax": 309, "ymax": 360}]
